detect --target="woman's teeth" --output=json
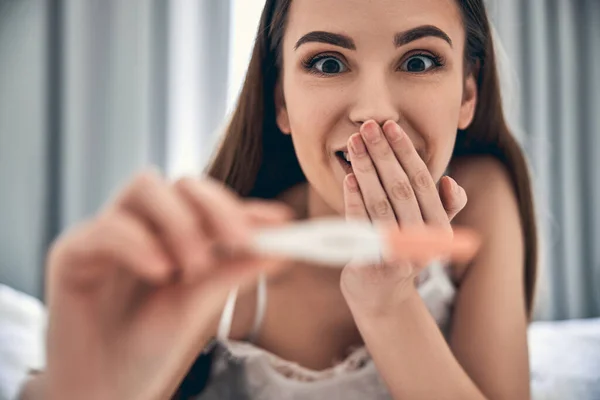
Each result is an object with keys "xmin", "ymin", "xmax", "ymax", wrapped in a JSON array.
[{"xmin": 335, "ymin": 150, "xmax": 352, "ymax": 169}]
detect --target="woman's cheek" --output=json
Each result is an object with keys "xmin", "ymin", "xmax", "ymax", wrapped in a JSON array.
[
  {"xmin": 399, "ymin": 91, "xmax": 462, "ymax": 178},
  {"xmin": 290, "ymin": 87, "xmax": 345, "ymax": 124}
]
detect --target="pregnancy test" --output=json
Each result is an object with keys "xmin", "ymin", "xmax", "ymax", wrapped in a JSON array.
[{"xmin": 252, "ymin": 218, "xmax": 479, "ymax": 266}]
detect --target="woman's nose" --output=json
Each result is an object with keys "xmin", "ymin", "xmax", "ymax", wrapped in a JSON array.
[{"xmin": 348, "ymin": 76, "xmax": 400, "ymax": 127}]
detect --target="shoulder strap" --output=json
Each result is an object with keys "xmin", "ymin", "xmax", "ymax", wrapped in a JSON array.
[{"xmin": 248, "ymin": 272, "xmax": 267, "ymax": 342}]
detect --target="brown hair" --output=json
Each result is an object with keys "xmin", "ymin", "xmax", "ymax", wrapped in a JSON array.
[
  {"xmin": 206, "ymin": 0, "xmax": 537, "ymax": 316},
  {"xmin": 172, "ymin": 0, "xmax": 540, "ymax": 397}
]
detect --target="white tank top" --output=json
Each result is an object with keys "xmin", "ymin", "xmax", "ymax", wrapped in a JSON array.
[{"xmin": 197, "ymin": 261, "xmax": 457, "ymax": 400}]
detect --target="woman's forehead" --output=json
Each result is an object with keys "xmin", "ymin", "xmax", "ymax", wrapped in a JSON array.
[{"xmin": 285, "ymin": 0, "xmax": 465, "ymax": 47}]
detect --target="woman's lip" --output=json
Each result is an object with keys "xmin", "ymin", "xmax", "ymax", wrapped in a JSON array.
[{"xmin": 333, "ymin": 146, "xmax": 429, "ymax": 164}]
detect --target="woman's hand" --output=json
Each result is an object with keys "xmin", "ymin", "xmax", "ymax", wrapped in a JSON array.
[
  {"xmin": 44, "ymin": 170, "xmax": 292, "ymax": 400},
  {"xmin": 340, "ymin": 120, "xmax": 467, "ymax": 316}
]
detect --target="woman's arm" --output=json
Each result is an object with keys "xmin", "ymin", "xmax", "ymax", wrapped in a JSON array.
[
  {"xmin": 448, "ymin": 157, "xmax": 530, "ymax": 398},
  {"xmin": 351, "ymin": 157, "xmax": 530, "ymax": 400},
  {"xmin": 354, "ymin": 286, "xmax": 487, "ymax": 399},
  {"xmin": 19, "ymin": 175, "xmax": 292, "ymax": 400}
]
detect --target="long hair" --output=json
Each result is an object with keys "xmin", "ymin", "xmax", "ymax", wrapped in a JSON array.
[
  {"xmin": 206, "ymin": 0, "xmax": 537, "ymax": 314},
  {"xmin": 177, "ymin": 0, "xmax": 538, "ymax": 397}
]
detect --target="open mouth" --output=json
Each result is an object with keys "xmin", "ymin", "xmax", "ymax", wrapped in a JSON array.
[{"xmin": 335, "ymin": 150, "xmax": 353, "ymax": 174}]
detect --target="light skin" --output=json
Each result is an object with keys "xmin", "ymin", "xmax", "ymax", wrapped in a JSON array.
[
  {"xmin": 276, "ymin": 0, "xmax": 475, "ymax": 217},
  {"xmin": 22, "ymin": 174, "xmax": 473, "ymax": 400},
  {"xmin": 21, "ymin": 0, "xmax": 529, "ymax": 399},
  {"xmin": 40, "ymin": 174, "xmax": 296, "ymax": 400},
  {"xmin": 270, "ymin": 0, "xmax": 529, "ymax": 398}
]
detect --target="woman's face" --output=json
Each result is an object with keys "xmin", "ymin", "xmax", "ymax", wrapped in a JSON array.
[{"xmin": 276, "ymin": 0, "xmax": 477, "ymax": 215}]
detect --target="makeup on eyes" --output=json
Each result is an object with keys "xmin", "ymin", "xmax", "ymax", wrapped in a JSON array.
[
  {"xmin": 399, "ymin": 51, "xmax": 446, "ymax": 72},
  {"xmin": 296, "ymin": 26, "xmax": 452, "ymax": 78},
  {"xmin": 301, "ymin": 52, "xmax": 349, "ymax": 76},
  {"xmin": 300, "ymin": 49, "xmax": 446, "ymax": 77}
]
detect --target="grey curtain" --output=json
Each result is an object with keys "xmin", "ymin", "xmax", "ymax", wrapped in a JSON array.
[
  {"xmin": 0, "ymin": 0, "xmax": 230, "ymax": 299},
  {"xmin": 0, "ymin": 0, "xmax": 171, "ymax": 298},
  {"xmin": 1, "ymin": 0, "xmax": 598, "ymax": 322},
  {"xmin": 0, "ymin": 0, "xmax": 50, "ymax": 298},
  {"xmin": 488, "ymin": 0, "xmax": 600, "ymax": 320}
]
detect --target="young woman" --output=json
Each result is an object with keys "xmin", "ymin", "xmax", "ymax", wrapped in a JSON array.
[{"xmin": 22, "ymin": 0, "xmax": 537, "ymax": 399}]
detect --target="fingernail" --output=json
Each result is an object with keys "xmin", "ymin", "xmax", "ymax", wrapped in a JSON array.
[
  {"xmin": 345, "ymin": 173, "xmax": 359, "ymax": 192},
  {"xmin": 383, "ymin": 122, "xmax": 403, "ymax": 143},
  {"xmin": 361, "ymin": 122, "xmax": 381, "ymax": 144},
  {"xmin": 350, "ymin": 134, "xmax": 366, "ymax": 155},
  {"xmin": 448, "ymin": 177, "xmax": 459, "ymax": 193}
]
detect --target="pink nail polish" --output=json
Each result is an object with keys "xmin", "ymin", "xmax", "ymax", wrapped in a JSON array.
[
  {"xmin": 449, "ymin": 177, "xmax": 458, "ymax": 193},
  {"xmin": 384, "ymin": 123, "xmax": 403, "ymax": 142},
  {"xmin": 361, "ymin": 123, "xmax": 381, "ymax": 144},
  {"xmin": 346, "ymin": 174, "xmax": 359, "ymax": 192},
  {"xmin": 351, "ymin": 134, "xmax": 366, "ymax": 155}
]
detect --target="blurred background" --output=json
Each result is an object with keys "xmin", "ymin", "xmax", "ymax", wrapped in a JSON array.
[{"xmin": 0, "ymin": 0, "xmax": 598, "ymax": 324}]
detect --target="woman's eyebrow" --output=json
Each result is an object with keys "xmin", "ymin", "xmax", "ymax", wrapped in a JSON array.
[
  {"xmin": 294, "ymin": 31, "xmax": 356, "ymax": 51},
  {"xmin": 294, "ymin": 25, "xmax": 452, "ymax": 52},
  {"xmin": 394, "ymin": 25, "xmax": 453, "ymax": 48}
]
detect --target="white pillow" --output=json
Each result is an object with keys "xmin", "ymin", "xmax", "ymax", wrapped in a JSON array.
[
  {"xmin": 0, "ymin": 284, "xmax": 46, "ymax": 400},
  {"xmin": 529, "ymin": 318, "xmax": 600, "ymax": 400}
]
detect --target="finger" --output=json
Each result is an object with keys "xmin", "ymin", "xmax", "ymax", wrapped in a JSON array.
[
  {"xmin": 112, "ymin": 169, "xmax": 213, "ymax": 280},
  {"xmin": 205, "ymin": 255, "xmax": 288, "ymax": 292},
  {"xmin": 343, "ymin": 173, "xmax": 369, "ymax": 221},
  {"xmin": 174, "ymin": 177, "xmax": 252, "ymax": 245},
  {"xmin": 348, "ymin": 133, "xmax": 396, "ymax": 224},
  {"xmin": 50, "ymin": 211, "xmax": 172, "ymax": 289},
  {"xmin": 439, "ymin": 176, "xmax": 468, "ymax": 222},
  {"xmin": 382, "ymin": 121, "xmax": 449, "ymax": 228},
  {"xmin": 359, "ymin": 121, "xmax": 423, "ymax": 227},
  {"xmin": 243, "ymin": 200, "xmax": 295, "ymax": 227}
]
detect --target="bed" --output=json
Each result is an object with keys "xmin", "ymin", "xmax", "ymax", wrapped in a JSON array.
[{"xmin": 1, "ymin": 284, "xmax": 599, "ymax": 400}]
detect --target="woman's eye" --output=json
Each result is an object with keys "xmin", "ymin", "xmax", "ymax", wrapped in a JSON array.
[
  {"xmin": 401, "ymin": 55, "xmax": 436, "ymax": 73},
  {"xmin": 312, "ymin": 57, "xmax": 347, "ymax": 75}
]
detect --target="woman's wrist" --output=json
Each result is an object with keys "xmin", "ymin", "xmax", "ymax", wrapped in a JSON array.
[{"xmin": 344, "ymin": 281, "xmax": 421, "ymax": 321}]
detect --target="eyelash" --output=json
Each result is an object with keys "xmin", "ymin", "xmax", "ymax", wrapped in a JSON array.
[
  {"xmin": 301, "ymin": 53, "xmax": 347, "ymax": 76},
  {"xmin": 406, "ymin": 52, "xmax": 446, "ymax": 71},
  {"xmin": 301, "ymin": 51, "xmax": 446, "ymax": 76}
]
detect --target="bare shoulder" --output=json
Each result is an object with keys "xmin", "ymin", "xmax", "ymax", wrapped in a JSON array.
[
  {"xmin": 446, "ymin": 158, "xmax": 531, "ymax": 399},
  {"xmin": 447, "ymin": 156, "xmax": 523, "ymax": 282},
  {"xmin": 449, "ymin": 155, "xmax": 516, "ymax": 201}
]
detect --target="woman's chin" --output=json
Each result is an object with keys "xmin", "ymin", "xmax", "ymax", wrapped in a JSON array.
[{"xmin": 329, "ymin": 190, "xmax": 348, "ymax": 218}]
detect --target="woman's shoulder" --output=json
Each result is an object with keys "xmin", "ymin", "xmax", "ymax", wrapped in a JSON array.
[
  {"xmin": 447, "ymin": 155, "xmax": 523, "ymax": 281},
  {"xmin": 449, "ymin": 155, "xmax": 515, "ymax": 198}
]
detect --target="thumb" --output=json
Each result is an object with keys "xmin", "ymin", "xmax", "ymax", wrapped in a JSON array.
[{"xmin": 439, "ymin": 176, "xmax": 467, "ymax": 222}]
